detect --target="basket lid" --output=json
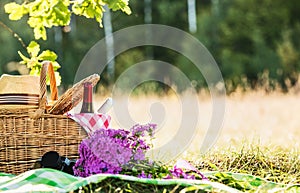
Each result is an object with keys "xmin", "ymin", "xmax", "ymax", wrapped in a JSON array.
[
  {"xmin": 0, "ymin": 74, "xmax": 40, "ymax": 95},
  {"xmin": 0, "ymin": 74, "xmax": 40, "ymax": 109}
]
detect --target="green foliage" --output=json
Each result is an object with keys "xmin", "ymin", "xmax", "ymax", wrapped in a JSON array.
[
  {"xmin": 122, "ymin": 160, "xmax": 171, "ymax": 179},
  {"xmin": 72, "ymin": 1, "xmax": 105, "ymax": 27},
  {"xmin": 217, "ymin": 0, "xmax": 299, "ymax": 91},
  {"xmin": 5, "ymin": 1, "xmax": 70, "ymax": 40},
  {"xmin": 4, "ymin": 2, "xmax": 27, "ymax": 21},
  {"xmin": 210, "ymin": 172, "xmax": 253, "ymax": 191},
  {"xmin": 18, "ymin": 41, "xmax": 62, "ymax": 85},
  {"xmin": 3, "ymin": 0, "xmax": 131, "ymax": 86},
  {"xmin": 276, "ymin": 30, "xmax": 300, "ymax": 90},
  {"xmin": 2, "ymin": 0, "xmax": 300, "ymax": 92},
  {"xmin": 5, "ymin": 0, "xmax": 131, "ymax": 40}
]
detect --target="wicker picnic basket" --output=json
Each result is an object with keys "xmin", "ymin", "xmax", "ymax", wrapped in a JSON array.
[{"xmin": 0, "ymin": 61, "xmax": 100, "ymax": 174}]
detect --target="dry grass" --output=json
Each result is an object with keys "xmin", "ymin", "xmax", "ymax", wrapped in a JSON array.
[
  {"xmin": 94, "ymin": 90, "xmax": 300, "ymax": 155},
  {"xmin": 217, "ymin": 91, "xmax": 300, "ymax": 148},
  {"xmin": 193, "ymin": 143, "xmax": 300, "ymax": 184}
]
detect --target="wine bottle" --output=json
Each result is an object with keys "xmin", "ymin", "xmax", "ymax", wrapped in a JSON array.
[{"xmin": 80, "ymin": 82, "xmax": 94, "ymax": 113}]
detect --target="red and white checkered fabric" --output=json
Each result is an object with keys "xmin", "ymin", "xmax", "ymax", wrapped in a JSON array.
[{"xmin": 67, "ymin": 113, "xmax": 111, "ymax": 134}]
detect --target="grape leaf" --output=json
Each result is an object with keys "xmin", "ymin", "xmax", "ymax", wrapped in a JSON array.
[
  {"xmin": 27, "ymin": 41, "xmax": 40, "ymax": 57},
  {"xmin": 38, "ymin": 50, "xmax": 58, "ymax": 62},
  {"xmin": 104, "ymin": 0, "xmax": 131, "ymax": 14},
  {"xmin": 4, "ymin": 2, "xmax": 27, "ymax": 20},
  {"xmin": 29, "ymin": 66, "xmax": 41, "ymax": 76},
  {"xmin": 18, "ymin": 51, "xmax": 30, "ymax": 64},
  {"xmin": 17, "ymin": 41, "xmax": 61, "ymax": 86},
  {"xmin": 34, "ymin": 25, "xmax": 47, "ymax": 40},
  {"xmin": 51, "ymin": 1, "xmax": 71, "ymax": 26}
]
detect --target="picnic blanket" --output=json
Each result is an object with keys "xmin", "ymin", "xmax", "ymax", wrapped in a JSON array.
[{"xmin": 0, "ymin": 169, "xmax": 299, "ymax": 192}]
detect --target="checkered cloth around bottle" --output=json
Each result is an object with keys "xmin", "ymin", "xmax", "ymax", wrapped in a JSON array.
[{"xmin": 67, "ymin": 113, "xmax": 111, "ymax": 134}]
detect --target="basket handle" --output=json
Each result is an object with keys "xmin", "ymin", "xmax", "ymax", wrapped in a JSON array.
[{"xmin": 39, "ymin": 61, "xmax": 58, "ymax": 110}]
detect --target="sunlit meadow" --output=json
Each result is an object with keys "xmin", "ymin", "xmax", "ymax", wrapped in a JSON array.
[{"xmin": 95, "ymin": 90, "xmax": 300, "ymax": 155}]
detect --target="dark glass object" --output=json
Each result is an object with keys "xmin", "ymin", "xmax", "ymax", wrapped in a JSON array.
[
  {"xmin": 33, "ymin": 151, "xmax": 76, "ymax": 175},
  {"xmin": 41, "ymin": 151, "xmax": 61, "ymax": 169},
  {"xmin": 80, "ymin": 82, "xmax": 94, "ymax": 113}
]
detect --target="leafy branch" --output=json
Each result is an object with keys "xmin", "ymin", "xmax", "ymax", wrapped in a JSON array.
[
  {"xmin": 5, "ymin": 0, "xmax": 131, "ymax": 40},
  {"xmin": 0, "ymin": 19, "xmax": 61, "ymax": 84},
  {"xmin": 18, "ymin": 41, "xmax": 62, "ymax": 86},
  {"xmin": 4, "ymin": 0, "xmax": 131, "ymax": 85}
]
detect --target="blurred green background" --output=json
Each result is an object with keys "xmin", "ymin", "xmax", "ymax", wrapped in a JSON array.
[{"xmin": 1, "ymin": 0, "xmax": 300, "ymax": 93}]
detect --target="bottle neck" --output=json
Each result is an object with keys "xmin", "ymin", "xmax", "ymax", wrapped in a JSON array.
[
  {"xmin": 81, "ymin": 82, "xmax": 94, "ymax": 113},
  {"xmin": 83, "ymin": 83, "xmax": 93, "ymax": 103}
]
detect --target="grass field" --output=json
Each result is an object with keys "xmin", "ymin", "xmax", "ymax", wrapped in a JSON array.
[{"xmin": 83, "ymin": 91, "xmax": 300, "ymax": 192}]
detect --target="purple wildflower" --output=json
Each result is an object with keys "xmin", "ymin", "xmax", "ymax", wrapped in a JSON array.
[
  {"xmin": 134, "ymin": 149, "xmax": 145, "ymax": 161},
  {"xmin": 138, "ymin": 171, "xmax": 152, "ymax": 178},
  {"xmin": 168, "ymin": 166, "xmax": 196, "ymax": 180},
  {"xmin": 131, "ymin": 123, "xmax": 157, "ymax": 138},
  {"xmin": 73, "ymin": 124, "xmax": 157, "ymax": 177}
]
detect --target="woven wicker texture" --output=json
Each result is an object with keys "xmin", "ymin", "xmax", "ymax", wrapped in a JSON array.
[
  {"xmin": 0, "ymin": 61, "xmax": 98, "ymax": 174},
  {"xmin": 0, "ymin": 114, "xmax": 85, "ymax": 174},
  {"xmin": 48, "ymin": 74, "xmax": 100, "ymax": 115}
]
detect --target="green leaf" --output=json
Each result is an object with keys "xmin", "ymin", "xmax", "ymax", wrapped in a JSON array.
[
  {"xmin": 27, "ymin": 0, "xmax": 47, "ymax": 17},
  {"xmin": 28, "ymin": 0, "xmax": 40, "ymax": 11},
  {"xmin": 51, "ymin": 61, "xmax": 61, "ymax": 70},
  {"xmin": 38, "ymin": 50, "xmax": 58, "ymax": 61},
  {"xmin": 29, "ymin": 66, "xmax": 41, "ymax": 76},
  {"xmin": 4, "ymin": 2, "xmax": 18, "ymax": 13},
  {"xmin": 27, "ymin": 17, "xmax": 40, "ymax": 28},
  {"xmin": 72, "ymin": 4, "xmax": 84, "ymax": 15},
  {"xmin": 27, "ymin": 41, "xmax": 40, "ymax": 57},
  {"xmin": 122, "ymin": 6, "xmax": 131, "ymax": 15},
  {"xmin": 104, "ymin": 0, "xmax": 131, "ymax": 15},
  {"xmin": 4, "ymin": 2, "xmax": 27, "ymax": 20},
  {"xmin": 17, "ymin": 51, "xmax": 30, "ymax": 64},
  {"xmin": 49, "ymin": 0, "xmax": 60, "ymax": 7},
  {"xmin": 52, "ymin": 1, "xmax": 71, "ymax": 26},
  {"xmin": 86, "ymin": 5, "xmax": 96, "ymax": 18},
  {"xmin": 27, "ymin": 58, "xmax": 40, "ymax": 69},
  {"xmin": 33, "ymin": 25, "xmax": 47, "ymax": 40},
  {"xmin": 28, "ymin": 17, "xmax": 48, "ymax": 40},
  {"xmin": 54, "ymin": 71, "xmax": 62, "ymax": 86},
  {"xmin": 53, "ymin": 7, "xmax": 71, "ymax": 26},
  {"xmin": 18, "ymin": 50, "xmax": 39, "ymax": 69}
]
